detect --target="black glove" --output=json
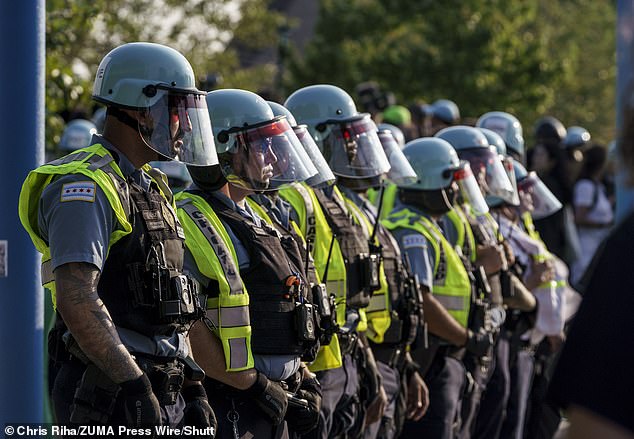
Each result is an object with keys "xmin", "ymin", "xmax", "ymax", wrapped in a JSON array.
[
  {"xmin": 286, "ymin": 377, "xmax": 322, "ymax": 434},
  {"xmin": 119, "ymin": 373, "xmax": 161, "ymax": 427},
  {"xmin": 465, "ymin": 330, "xmax": 494, "ymax": 358},
  {"xmin": 182, "ymin": 384, "xmax": 217, "ymax": 434},
  {"xmin": 245, "ymin": 372, "xmax": 288, "ymax": 425}
]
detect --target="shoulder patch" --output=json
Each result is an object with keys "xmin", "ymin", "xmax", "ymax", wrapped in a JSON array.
[
  {"xmin": 60, "ymin": 181, "xmax": 96, "ymax": 203},
  {"xmin": 402, "ymin": 234, "xmax": 428, "ymax": 250}
]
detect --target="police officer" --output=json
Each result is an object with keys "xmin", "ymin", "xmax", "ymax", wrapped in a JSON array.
[
  {"xmin": 178, "ymin": 88, "xmax": 322, "ymax": 439},
  {"xmin": 19, "ymin": 42, "xmax": 217, "ymax": 427},
  {"xmin": 476, "ymin": 111, "xmax": 525, "ymax": 165},
  {"xmin": 284, "ymin": 84, "xmax": 390, "ymax": 438},
  {"xmin": 333, "ymin": 119, "xmax": 428, "ymax": 439},
  {"xmin": 382, "ymin": 137, "xmax": 494, "ymax": 439},
  {"xmin": 435, "ymin": 125, "xmax": 526, "ymax": 439},
  {"xmin": 58, "ymin": 119, "xmax": 98, "ymax": 154},
  {"xmin": 423, "ymin": 99, "xmax": 461, "ymax": 136},
  {"xmin": 492, "ymin": 161, "xmax": 569, "ymax": 439}
]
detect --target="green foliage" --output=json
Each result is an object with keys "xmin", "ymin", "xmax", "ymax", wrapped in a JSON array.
[
  {"xmin": 46, "ymin": 0, "xmax": 284, "ymax": 155},
  {"xmin": 287, "ymin": 0, "xmax": 616, "ymax": 145}
]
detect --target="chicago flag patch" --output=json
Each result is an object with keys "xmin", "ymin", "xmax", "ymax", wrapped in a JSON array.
[{"xmin": 61, "ymin": 181, "xmax": 96, "ymax": 203}]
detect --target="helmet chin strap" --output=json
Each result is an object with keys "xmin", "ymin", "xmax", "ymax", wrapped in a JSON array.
[{"xmin": 108, "ymin": 106, "xmax": 147, "ymax": 134}]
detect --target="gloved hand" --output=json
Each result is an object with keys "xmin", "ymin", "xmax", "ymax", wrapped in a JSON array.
[
  {"xmin": 245, "ymin": 372, "xmax": 288, "ymax": 425},
  {"xmin": 286, "ymin": 376, "xmax": 322, "ymax": 434},
  {"xmin": 465, "ymin": 329, "xmax": 494, "ymax": 358},
  {"xmin": 182, "ymin": 383, "xmax": 217, "ymax": 434},
  {"xmin": 119, "ymin": 373, "xmax": 161, "ymax": 427}
]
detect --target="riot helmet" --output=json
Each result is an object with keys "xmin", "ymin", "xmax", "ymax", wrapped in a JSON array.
[
  {"xmin": 426, "ymin": 99, "xmax": 460, "ymax": 125},
  {"xmin": 58, "ymin": 119, "xmax": 97, "ymax": 152},
  {"xmin": 267, "ymin": 100, "xmax": 335, "ymax": 187},
  {"xmin": 398, "ymin": 137, "xmax": 488, "ymax": 216},
  {"xmin": 91, "ymin": 107, "xmax": 107, "ymax": 133},
  {"xmin": 534, "ymin": 116, "xmax": 566, "ymax": 147},
  {"xmin": 476, "ymin": 111, "xmax": 525, "ymax": 162},
  {"xmin": 436, "ymin": 125, "xmax": 519, "ymax": 206},
  {"xmin": 285, "ymin": 84, "xmax": 390, "ymax": 180},
  {"xmin": 205, "ymin": 89, "xmax": 317, "ymax": 192},
  {"xmin": 92, "ymin": 42, "xmax": 217, "ymax": 166},
  {"xmin": 562, "ymin": 126, "xmax": 591, "ymax": 151}
]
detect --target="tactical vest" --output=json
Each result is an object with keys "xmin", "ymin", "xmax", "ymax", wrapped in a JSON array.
[
  {"xmin": 383, "ymin": 208, "xmax": 472, "ymax": 327},
  {"xmin": 19, "ymin": 144, "xmax": 197, "ymax": 337},
  {"xmin": 205, "ymin": 194, "xmax": 310, "ymax": 356},
  {"xmin": 341, "ymin": 193, "xmax": 391, "ymax": 342},
  {"xmin": 314, "ymin": 186, "xmax": 373, "ymax": 309},
  {"xmin": 176, "ymin": 191, "xmax": 253, "ymax": 372},
  {"xmin": 278, "ymin": 183, "xmax": 345, "ymax": 371}
]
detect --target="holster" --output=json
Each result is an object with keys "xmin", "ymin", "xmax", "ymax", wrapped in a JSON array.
[
  {"xmin": 135, "ymin": 355, "xmax": 185, "ymax": 406},
  {"xmin": 70, "ymin": 364, "xmax": 120, "ymax": 425}
]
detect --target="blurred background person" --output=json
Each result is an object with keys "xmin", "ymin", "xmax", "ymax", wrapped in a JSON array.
[{"xmin": 570, "ymin": 144, "xmax": 614, "ymax": 285}]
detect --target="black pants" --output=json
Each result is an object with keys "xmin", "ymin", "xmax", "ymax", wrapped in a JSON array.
[
  {"xmin": 52, "ymin": 359, "xmax": 185, "ymax": 426},
  {"xmin": 500, "ymin": 349, "xmax": 534, "ymax": 439},
  {"xmin": 204, "ymin": 377, "xmax": 288, "ymax": 439},
  {"xmin": 401, "ymin": 354, "xmax": 466, "ymax": 439},
  {"xmin": 473, "ymin": 334, "xmax": 510, "ymax": 439}
]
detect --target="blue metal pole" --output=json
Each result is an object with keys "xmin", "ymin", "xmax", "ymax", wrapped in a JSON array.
[
  {"xmin": 0, "ymin": 0, "xmax": 45, "ymax": 424},
  {"xmin": 615, "ymin": 0, "xmax": 634, "ymax": 223}
]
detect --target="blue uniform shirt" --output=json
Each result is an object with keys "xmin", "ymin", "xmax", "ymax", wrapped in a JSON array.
[
  {"xmin": 388, "ymin": 203, "xmax": 436, "ymax": 292},
  {"xmin": 39, "ymin": 135, "xmax": 186, "ymax": 358}
]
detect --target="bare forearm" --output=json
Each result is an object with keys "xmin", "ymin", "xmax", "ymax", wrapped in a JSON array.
[
  {"xmin": 188, "ymin": 320, "xmax": 257, "ymax": 390},
  {"xmin": 55, "ymin": 263, "xmax": 142, "ymax": 383},
  {"xmin": 422, "ymin": 292, "xmax": 468, "ymax": 347}
]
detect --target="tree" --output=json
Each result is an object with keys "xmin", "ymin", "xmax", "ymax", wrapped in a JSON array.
[
  {"xmin": 46, "ymin": 0, "xmax": 285, "ymax": 154},
  {"xmin": 286, "ymin": 0, "xmax": 616, "ymax": 145}
]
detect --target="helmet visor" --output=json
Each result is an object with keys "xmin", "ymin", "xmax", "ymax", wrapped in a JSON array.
[
  {"xmin": 458, "ymin": 147, "xmax": 518, "ymax": 206},
  {"xmin": 378, "ymin": 131, "xmax": 417, "ymax": 186},
  {"xmin": 502, "ymin": 155, "xmax": 520, "ymax": 205},
  {"xmin": 453, "ymin": 161, "xmax": 489, "ymax": 216},
  {"xmin": 219, "ymin": 117, "xmax": 317, "ymax": 191},
  {"xmin": 142, "ymin": 86, "xmax": 218, "ymax": 166},
  {"xmin": 518, "ymin": 172, "xmax": 562, "ymax": 219},
  {"xmin": 323, "ymin": 115, "xmax": 391, "ymax": 179},
  {"xmin": 294, "ymin": 124, "xmax": 335, "ymax": 188}
]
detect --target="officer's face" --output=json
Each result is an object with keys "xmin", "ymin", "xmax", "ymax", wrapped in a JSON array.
[{"xmin": 241, "ymin": 138, "xmax": 278, "ymax": 185}]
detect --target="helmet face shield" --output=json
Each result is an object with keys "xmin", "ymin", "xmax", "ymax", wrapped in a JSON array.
[
  {"xmin": 294, "ymin": 124, "xmax": 335, "ymax": 187},
  {"xmin": 453, "ymin": 161, "xmax": 489, "ymax": 216},
  {"xmin": 518, "ymin": 172, "xmax": 562, "ymax": 219},
  {"xmin": 458, "ymin": 147, "xmax": 519, "ymax": 206},
  {"xmin": 141, "ymin": 86, "xmax": 218, "ymax": 166},
  {"xmin": 502, "ymin": 155, "xmax": 520, "ymax": 205},
  {"xmin": 322, "ymin": 115, "xmax": 391, "ymax": 179},
  {"xmin": 219, "ymin": 117, "xmax": 317, "ymax": 191},
  {"xmin": 378, "ymin": 131, "xmax": 417, "ymax": 186}
]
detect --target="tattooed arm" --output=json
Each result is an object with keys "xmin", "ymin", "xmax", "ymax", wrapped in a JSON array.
[{"xmin": 55, "ymin": 262, "xmax": 143, "ymax": 384}]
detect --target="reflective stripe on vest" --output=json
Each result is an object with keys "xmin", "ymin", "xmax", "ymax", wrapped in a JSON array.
[
  {"xmin": 278, "ymin": 183, "xmax": 344, "ymax": 371},
  {"xmin": 342, "ymin": 194, "xmax": 391, "ymax": 342},
  {"xmin": 383, "ymin": 208, "xmax": 472, "ymax": 327},
  {"xmin": 175, "ymin": 192, "xmax": 253, "ymax": 371},
  {"xmin": 19, "ymin": 144, "xmax": 137, "ymax": 306}
]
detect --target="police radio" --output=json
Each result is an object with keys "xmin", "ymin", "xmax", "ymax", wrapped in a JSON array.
[
  {"xmin": 287, "ymin": 271, "xmax": 317, "ymax": 343},
  {"xmin": 149, "ymin": 243, "xmax": 203, "ymax": 324}
]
